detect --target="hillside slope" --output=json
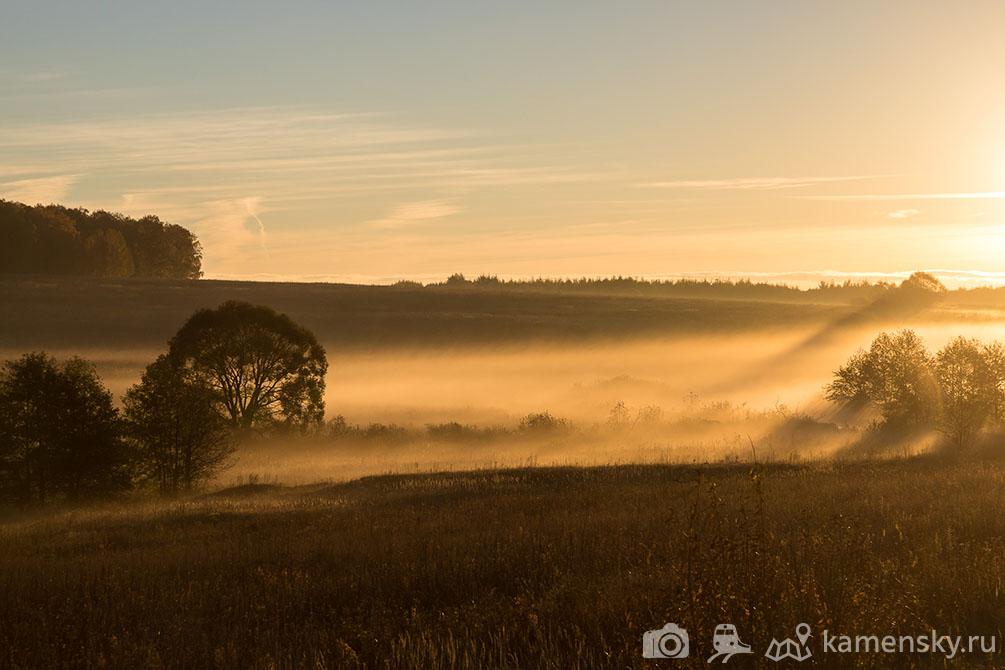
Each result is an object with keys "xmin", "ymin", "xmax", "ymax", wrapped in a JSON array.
[{"xmin": 0, "ymin": 276, "xmax": 849, "ymax": 350}]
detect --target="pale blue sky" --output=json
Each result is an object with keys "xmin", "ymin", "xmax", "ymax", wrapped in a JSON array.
[{"xmin": 2, "ymin": 1, "xmax": 1005, "ymax": 283}]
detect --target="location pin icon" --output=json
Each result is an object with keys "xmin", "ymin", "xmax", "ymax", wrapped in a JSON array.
[{"xmin": 796, "ymin": 623, "xmax": 810, "ymax": 645}]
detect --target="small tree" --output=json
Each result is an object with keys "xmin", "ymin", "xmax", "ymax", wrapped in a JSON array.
[
  {"xmin": 0, "ymin": 353, "xmax": 129, "ymax": 503},
  {"xmin": 124, "ymin": 355, "xmax": 234, "ymax": 494},
  {"xmin": 608, "ymin": 401, "xmax": 631, "ymax": 426},
  {"xmin": 167, "ymin": 301, "xmax": 327, "ymax": 433}
]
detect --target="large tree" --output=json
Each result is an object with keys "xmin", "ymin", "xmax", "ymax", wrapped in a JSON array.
[
  {"xmin": 124, "ymin": 355, "xmax": 235, "ymax": 494},
  {"xmin": 167, "ymin": 301, "xmax": 327, "ymax": 433},
  {"xmin": 826, "ymin": 330, "xmax": 940, "ymax": 429},
  {"xmin": 0, "ymin": 353, "xmax": 130, "ymax": 503},
  {"xmin": 935, "ymin": 337, "xmax": 1001, "ymax": 450}
]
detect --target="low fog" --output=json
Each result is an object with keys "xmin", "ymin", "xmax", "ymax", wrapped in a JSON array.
[{"xmin": 6, "ymin": 312, "xmax": 997, "ymax": 486}]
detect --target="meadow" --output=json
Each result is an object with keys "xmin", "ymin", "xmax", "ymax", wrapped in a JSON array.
[
  {"xmin": 4, "ymin": 277, "xmax": 1005, "ymax": 668},
  {"xmin": 2, "ymin": 458, "xmax": 1003, "ymax": 669}
]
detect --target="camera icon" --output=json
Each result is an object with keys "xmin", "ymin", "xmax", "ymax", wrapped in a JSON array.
[{"xmin": 642, "ymin": 623, "xmax": 690, "ymax": 659}]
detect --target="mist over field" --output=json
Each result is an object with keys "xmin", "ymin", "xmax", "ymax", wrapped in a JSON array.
[{"xmin": 5, "ymin": 276, "xmax": 1005, "ymax": 486}]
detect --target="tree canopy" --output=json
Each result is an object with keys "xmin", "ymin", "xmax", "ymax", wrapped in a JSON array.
[
  {"xmin": 827, "ymin": 330, "xmax": 1005, "ymax": 450},
  {"xmin": 934, "ymin": 337, "xmax": 1005, "ymax": 450},
  {"xmin": 0, "ymin": 353, "xmax": 130, "ymax": 503},
  {"xmin": 124, "ymin": 355, "xmax": 234, "ymax": 494},
  {"xmin": 826, "ymin": 330, "xmax": 940, "ymax": 429},
  {"xmin": 0, "ymin": 199, "xmax": 202, "ymax": 279},
  {"xmin": 900, "ymin": 270, "xmax": 947, "ymax": 295},
  {"xmin": 167, "ymin": 301, "xmax": 328, "ymax": 433}
]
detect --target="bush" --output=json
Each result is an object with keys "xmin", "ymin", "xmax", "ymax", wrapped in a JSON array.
[{"xmin": 518, "ymin": 411, "xmax": 570, "ymax": 432}]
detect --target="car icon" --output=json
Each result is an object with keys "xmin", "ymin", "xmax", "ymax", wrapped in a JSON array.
[{"xmin": 708, "ymin": 624, "xmax": 753, "ymax": 663}]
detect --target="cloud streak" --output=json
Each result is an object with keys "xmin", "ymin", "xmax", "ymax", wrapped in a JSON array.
[
  {"xmin": 798, "ymin": 192, "xmax": 1005, "ymax": 201},
  {"xmin": 369, "ymin": 199, "xmax": 464, "ymax": 229},
  {"xmin": 189, "ymin": 197, "xmax": 273, "ymax": 273},
  {"xmin": 0, "ymin": 174, "xmax": 81, "ymax": 204},
  {"xmin": 0, "ymin": 106, "xmax": 611, "ymax": 274},
  {"xmin": 637, "ymin": 175, "xmax": 899, "ymax": 190},
  {"xmin": 0, "ymin": 106, "xmax": 601, "ymax": 211}
]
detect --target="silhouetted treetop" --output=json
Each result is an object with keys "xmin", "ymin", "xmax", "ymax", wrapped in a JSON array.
[
  {"xmin": 167, "ymin": 301, "xmax": 327, "ymax": 433},
  {"xmin": 123, "ymin": 354, "xmax": 234, "ymax": 494},
  {"xmin": 901, "ymin": 271, "xmax": 947, "ymax": 294},
  {"xmin": 0, "ymin": 352, "xmax": 130, "ymax": 503},
  {"xmin": 0, "ymin": 199, "xmax": 202, "ymax": 279}
]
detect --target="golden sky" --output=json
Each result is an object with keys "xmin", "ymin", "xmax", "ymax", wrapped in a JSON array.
[{"xmin": 2, "ymin": 1, "xmax": 1005, "ymax": 285}]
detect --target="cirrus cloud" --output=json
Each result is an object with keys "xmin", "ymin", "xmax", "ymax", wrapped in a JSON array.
[
  {"xmin": 368, "ymin": 199, "xmax": 464, "ymax": 229},
  {"xmin": 637, "ymin": 174, "xmax": 899, "ymax": 191},
  {"xmin": 0, "ymin": 174, "xmax": 81, "ymax": 204}
]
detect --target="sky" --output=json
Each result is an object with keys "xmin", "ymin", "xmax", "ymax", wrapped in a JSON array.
[{"xmin": 2, "ymin": 0, "xmax": 1005, "ymax": 285}]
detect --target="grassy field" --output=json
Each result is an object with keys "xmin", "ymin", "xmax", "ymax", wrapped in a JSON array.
[
  {"xmin": 2, "ymin": 458, "xmax": 1003, "ymax": 669},
  {"xmin": 5, "ymin": 277, "xmax": 1005, "ymax": 669}
]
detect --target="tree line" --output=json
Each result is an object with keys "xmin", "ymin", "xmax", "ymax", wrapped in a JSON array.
[
  {"xmin": 0, "ymin": 199, "xmax": 202, "ymax": 279},
  {"xmin": 428, "ymin": 272, "xmax": 893, "ymax": 302},
  {"xmin": 827, "ymin": 329, "xmax": 1005, "ymax": 450},
  {"xmin": 392, "ymin": 269, "xmax": 967, "ymax": 305},
  {"xmin": 0, "ymin": 301, "xmax": 326, "ymax": 504}
]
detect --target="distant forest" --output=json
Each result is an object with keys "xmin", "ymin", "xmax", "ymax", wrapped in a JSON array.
[
  {"xmin": 4, "ymin": 197, "xmax": 1000, "ymax": 308},
  {"xmin": 419, "ymin": 271, "xmax": 1005, "ymax": 306},
  {"xmin": 422, "ymin": 272, "xmax": 902, "ymax": 303},
  {"xmin": 0, "ymin": 200, "xmax": 202, "ymax": 279}
]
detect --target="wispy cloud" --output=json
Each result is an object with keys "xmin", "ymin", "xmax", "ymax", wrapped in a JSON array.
[
  {"xmin": 799, "ymin": 192, "xmax": 1005, "ymax": 201},
  {"xmin": 887, "ymin": 208, "xmax": 920, "ymax": 219},
  {"xmin": 637, "ymin": 175, "xmax": 898, "ymax": 190},
  {"xmin": 0, "ymin": 174, "xmax": 81, "ymax": 204},
  {"xmin": 0, "ymin": 106, "xmax": 608, "ymax": 274},
  {"xmin": 0, "ymin": 107, "xmax": 598, "ymax": 207},
  {"xmin": 0, "ymin": 108, "xmax": 460, "ymax": 156},
  {"xmin": 369, "ymin": 199, "xmax": 463, "ymax": 229},
  {"xmin": 189, "ymin": 197, "xmax": 272, "ymax": 273}
]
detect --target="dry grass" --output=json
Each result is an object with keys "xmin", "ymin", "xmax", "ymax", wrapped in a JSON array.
[{"xmin": 1, "ymin": 458, "xmax": 1004, "ymax": 668}]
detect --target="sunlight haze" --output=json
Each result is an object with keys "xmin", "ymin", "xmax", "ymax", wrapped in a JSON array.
[{"xmin": 3, "ymin": 0, "xmax": 1005, "ymax": 282}]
